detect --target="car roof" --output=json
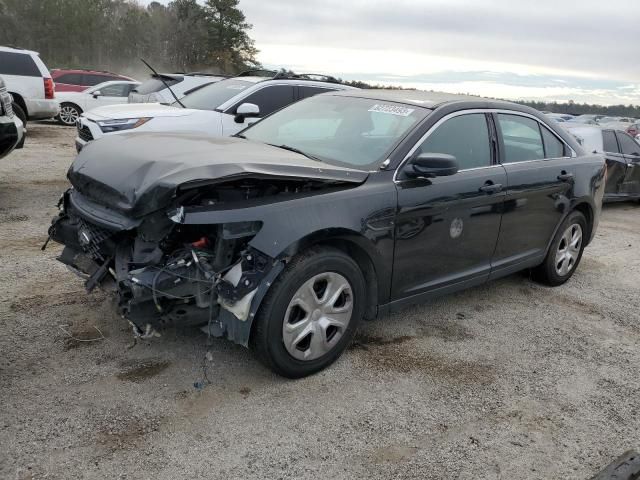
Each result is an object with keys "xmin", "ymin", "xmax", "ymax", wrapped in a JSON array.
[
  {"xmin": 91, "ymin": 80, "xmax": 140, "ymax": 89},
  {"xmin": 0, "ymin": 45, "xmax": 40, "ymax": 56},
  {"xmin": 330, "ymin": 88, "xmax": 526, "ymax": 109}
]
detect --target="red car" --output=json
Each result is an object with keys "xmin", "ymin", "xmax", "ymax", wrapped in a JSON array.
[{"xmin": 50, "ymin": 69, "xmax": 136, "ymax": 92}]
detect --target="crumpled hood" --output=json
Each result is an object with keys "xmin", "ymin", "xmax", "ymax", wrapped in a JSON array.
[
  {"xmin": 83, "ymin": 103, "xmax": 196, "ymax": 121},
  {"xmin": 68, "ymin": 132, "xmax": 369, "ymax": 218}
]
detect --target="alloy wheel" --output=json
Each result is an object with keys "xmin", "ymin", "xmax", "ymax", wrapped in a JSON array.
[
  {"xmin": 282, "ymin": 272, "xmax": 354, "ymax": 361},
  {"xmin": 555, "ymin": 223, "xmax": 583, "ymax": 276},
  {"xmin": 59, "ymin": 105, "xmax": 79, "ymax": 126}
]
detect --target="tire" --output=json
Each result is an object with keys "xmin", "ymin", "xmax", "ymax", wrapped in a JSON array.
[
  {"xmin": 57, "ymin": 103, "xmax": 82, "ymax": 126},
  {"xmin": 251, "ymin": 246, "xmax": 366, "ymax": 378},
  {"xmin": 533, "ymin": 210, "xmax": 587, "ymax": 286},
  {"xmin": 12, "ymin": 102, "xmax": 27, "ymax": 126}
]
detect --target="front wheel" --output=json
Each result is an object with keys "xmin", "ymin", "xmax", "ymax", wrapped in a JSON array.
[
  {"xmin": 533, "ymin": 210, "xmax": 587, "ymax": 286},
  {"xmin": 57, "ymin": 103, "xmax": 81, "ymax": 126},
  {"xmin": 251, "ymin": 246, "xmax": 366, "ymax": 378}
]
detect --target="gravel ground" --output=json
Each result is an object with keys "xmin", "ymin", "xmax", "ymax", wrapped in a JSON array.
[{"xmin": 1, "ymin": 123, "xmax": 639, "ymax": 480}]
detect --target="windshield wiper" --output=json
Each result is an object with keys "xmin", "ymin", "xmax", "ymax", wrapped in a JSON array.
[
  {"xmin": 234, "ymin": 133, "xmax": 246, "ymax": 139},
  {"xmin": 270, "ymin": 144, "xmax": 323, "ymax": 162}
]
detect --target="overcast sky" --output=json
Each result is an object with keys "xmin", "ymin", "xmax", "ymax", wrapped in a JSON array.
[{"xmin": 144, "ymin": 0, "xmax": 640, "ymax": 105}]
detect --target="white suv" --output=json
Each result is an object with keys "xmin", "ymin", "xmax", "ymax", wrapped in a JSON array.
[
  {"xmin": 0, "ymin": 46, "xmax": 59, "ymax": 124},
  {"xmin": 75, "ymin": 72, "xmax": 356, "ymax": 151}
]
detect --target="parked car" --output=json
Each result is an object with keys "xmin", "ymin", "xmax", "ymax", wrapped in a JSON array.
[
  {"xmin": 626, "ymin": 121, "xmax": 640, "ymax": 137},
  {"xmin": 545, "ymin": 113, "xmax": 574, "ymax": 122},
  {"xmin": 565, "ymin": 125, "xmax": 640, "ymax": 203},
  {"xmin": 50, "ymin": 69, "xmax": 136, "ymax": 93},
  {"xmin": 0, "ymin": 75, "xmax": 24, "ymax": 158},
  {"xmin": 0, "ymin": 46, "xmax": 59, "ymax": 124},
  {"xmin": 74, "ymin": 71, "xmax": 356, "ymax": 151},
  {"xmin": 128, "ymin": 72, "xmax": 227, "ymax": 104},
  {"xmin": 572, "ymin": 114, "xmax": 605, "ymax": 124},
  {"xmin": 48, "ymin": 90, "xmax": 606, "ymax": 377},
  {"xmin": 55, "ymin": 80, "xmax": 140, "ymax": 126},
  {"xmin": 598, "ymin": 117, "xmax": 635, "ymax": 127}
]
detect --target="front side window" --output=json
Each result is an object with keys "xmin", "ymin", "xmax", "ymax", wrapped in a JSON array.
[
  {"xmin": 233, "ymin": 85, "xmax": 295, "ymax": 117},
  {"xmin": 602, "ymin": 130, "xmax": 620, "ymax": 153},
  {"xmin": 414, "ymin": 114, "xmax": 491, "ymax": 170},
  {"xmin": 97, "ymin": 84, "xmax": 129, "ymax": 97},
  {"xmin": 616, "ymin": 132, "xmax": 640, "ymax": 156},
  {"xmin": 177, "ymin": 79, "xmax": 252, "ymax": 110},
  {"xmin": 497, "ymin": 114, "xmax": 544, "ymax": 162},
  {"xmin": 56, "ymin": 73, "xmax": 83, "ymax": 85},
  {"xmin": 242, "ymin": 95, "xmax": 427, "ymax": 170}
]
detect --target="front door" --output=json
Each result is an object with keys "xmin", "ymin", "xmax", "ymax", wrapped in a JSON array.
[
  {"xmin": 392, "ymin": 112, "xmax": 506, "ymax": 300},
  {"xmin": 221, "ymin": 84, "xmax": 295, "ymax": 136},
  {"xmin": 491, "ymin": 113, "xmax": 575, "ymax": 276}
]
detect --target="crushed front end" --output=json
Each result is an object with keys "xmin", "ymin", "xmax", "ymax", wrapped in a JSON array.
[{"xmin": 47, "ymin": 188, "xmax": 280, "ymax": 345}]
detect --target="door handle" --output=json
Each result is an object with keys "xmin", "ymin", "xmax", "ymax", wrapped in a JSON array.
[
  {"xmin": 557, "ymin": 172, "xmax": 574, "ymax": 182},
  {"xmin": 479, "ymin": 182, "xmax": 503, "ymax": 194}
]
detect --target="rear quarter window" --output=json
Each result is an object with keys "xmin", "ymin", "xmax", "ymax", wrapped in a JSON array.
[{"xmin": 0, "ymin": 51, "xmax": 41, "ymax": 77}]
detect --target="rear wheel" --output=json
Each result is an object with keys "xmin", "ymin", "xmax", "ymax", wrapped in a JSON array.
[
  {"xmin": 251, "ymin": 246, "xmax": 365, "ymax": 378},
  {"xmin": 58, "ymin": 103, "xmax": 81, "ymax": 126},
  {"xmin": 533, "ymin": 210, "xmax": 587, "ymax": 286}
]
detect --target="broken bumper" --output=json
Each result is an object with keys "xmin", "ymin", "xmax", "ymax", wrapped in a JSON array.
[{"xmin": 47, "ymin": 190, "xmax": 282, "ymax": 346}]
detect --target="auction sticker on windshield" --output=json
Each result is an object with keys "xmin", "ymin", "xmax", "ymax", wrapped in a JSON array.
[{"xmin": 369, "ymin": 104, "xmax": 415, "ymax": 116}]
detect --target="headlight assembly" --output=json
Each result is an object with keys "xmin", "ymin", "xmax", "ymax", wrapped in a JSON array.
[{"xmin": 96, "ymin": 117, "xmax": 151, "ymax": 133}]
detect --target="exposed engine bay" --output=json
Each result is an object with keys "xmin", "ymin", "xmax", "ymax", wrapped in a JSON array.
[{"xmin": 46, "ymin": 177, "xmax": 347, "ymax": 344}]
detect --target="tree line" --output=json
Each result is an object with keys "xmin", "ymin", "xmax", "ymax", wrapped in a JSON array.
[
  {"xmin": 0, "ymin": 0, "xmax": 259, "ymax": 75},
  {"xmin": 512, "ymin": 100, "xmax": 640, "ymax": 118}
]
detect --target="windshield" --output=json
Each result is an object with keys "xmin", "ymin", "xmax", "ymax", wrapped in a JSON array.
[
  {"xmin": 173, "ymin": 79, "xmax": 252, "ymax": 110},
  {"xmin": 241, "ymin": 95, "xmax": 427, "ymax": 170}
]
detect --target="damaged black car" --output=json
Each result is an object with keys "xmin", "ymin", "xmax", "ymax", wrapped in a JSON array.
[{"xmin": 47, "ymin": 90, "xmax": 606, "ymax": 378}]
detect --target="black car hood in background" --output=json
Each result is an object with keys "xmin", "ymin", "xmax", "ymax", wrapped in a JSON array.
[{"xmin": 68, "ymin": 132, "xmax": 369, "ymax": 218}]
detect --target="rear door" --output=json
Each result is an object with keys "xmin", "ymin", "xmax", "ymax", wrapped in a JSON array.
[
  {"xmin": 602, "ymin": 129, "xmax": 627, "ymax": 197},
  {"xmin": 392, "ymin": 112, "xmax": 506, "ymax": 300},
  {"xmin": 491, "ymin": 113, "xmax": 576, "ymax": 277},
  {"xmin": 615, "ymin": 131, "xmax": 640, "ymax": 197}
]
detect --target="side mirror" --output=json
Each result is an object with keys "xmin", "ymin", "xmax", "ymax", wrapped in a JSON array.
[
  {"xmin": 405, "ymin": 153, "xmax": 459, "ymax": 178},
  {"xmin": 92, "ymin": 90, "xmax": 102, "ymax": 98},
  {"xmin": 234, "ymin": 103, "xmax": 260, "ymax": 123}
]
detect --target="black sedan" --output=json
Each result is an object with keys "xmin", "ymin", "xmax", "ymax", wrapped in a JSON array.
[
  {"xmin": 47, "ymin": 90, "xmax": 606, "ymax": 377},
  {"xmin": 565, "ymin": 125, "xmax": 640, "ymax": 203}
]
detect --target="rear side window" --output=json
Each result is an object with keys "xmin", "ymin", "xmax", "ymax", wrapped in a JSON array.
[
  {"xmin": 541, "ymin": 126, "xmax": 566, "ymax": 158},
  {"xmin": 134, "ymin": 77, "xmax": 180, "ymax": 94},
  {"xmin": 298, "ymin": 86, "xmax": 334, "ymax": 100},
  {"xmin": 602, "ymin": 130, "xmax": 620, "ymax": 153},
  {"xmin": 236, "ymin": 85, "xmax": 295, "ymax": 117},
  {"xmin": 616, "ymin": 132, "xmax": 640, "ymax": 156},
  {"xmin": 415, "ymin": 114, "xmax": 491, "ymax": 170},
  {"xmin": 0, "ymin": 51, "xmax": 40, "ymax": 77},
  {"xmin": 497, "ymin": 114, "xmax": 544, "ymax": 162}
]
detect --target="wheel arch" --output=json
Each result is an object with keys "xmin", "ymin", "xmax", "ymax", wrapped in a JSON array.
[
  {"xmin": 8, "ymin": 91, "xmax": 27, "ymax": 115},
  {"xmin": 60, "ymin": 101, "xmax": 83, "ymax": 113},
  {"xmin": 572, "ymin": 201, "xmax": 594, "ymax": 245},
  {"xmin": 280, "ymin": 228, "xmax": 385, "ymax": 320}
]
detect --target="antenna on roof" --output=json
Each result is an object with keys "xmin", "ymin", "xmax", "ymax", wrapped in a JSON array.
[{"xmin": 140, "ymin": 58, "xmax": 186, "ymax": 108}]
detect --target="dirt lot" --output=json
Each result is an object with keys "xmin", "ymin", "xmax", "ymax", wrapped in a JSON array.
[{"xmin": 1, "ymin": 123, "xmax": 639, "ymax": 479}]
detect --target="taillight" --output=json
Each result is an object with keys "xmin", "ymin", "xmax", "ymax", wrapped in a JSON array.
[{"xmin": 44, "ymin": 78, "xmax": 55, "ymax": 99}]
